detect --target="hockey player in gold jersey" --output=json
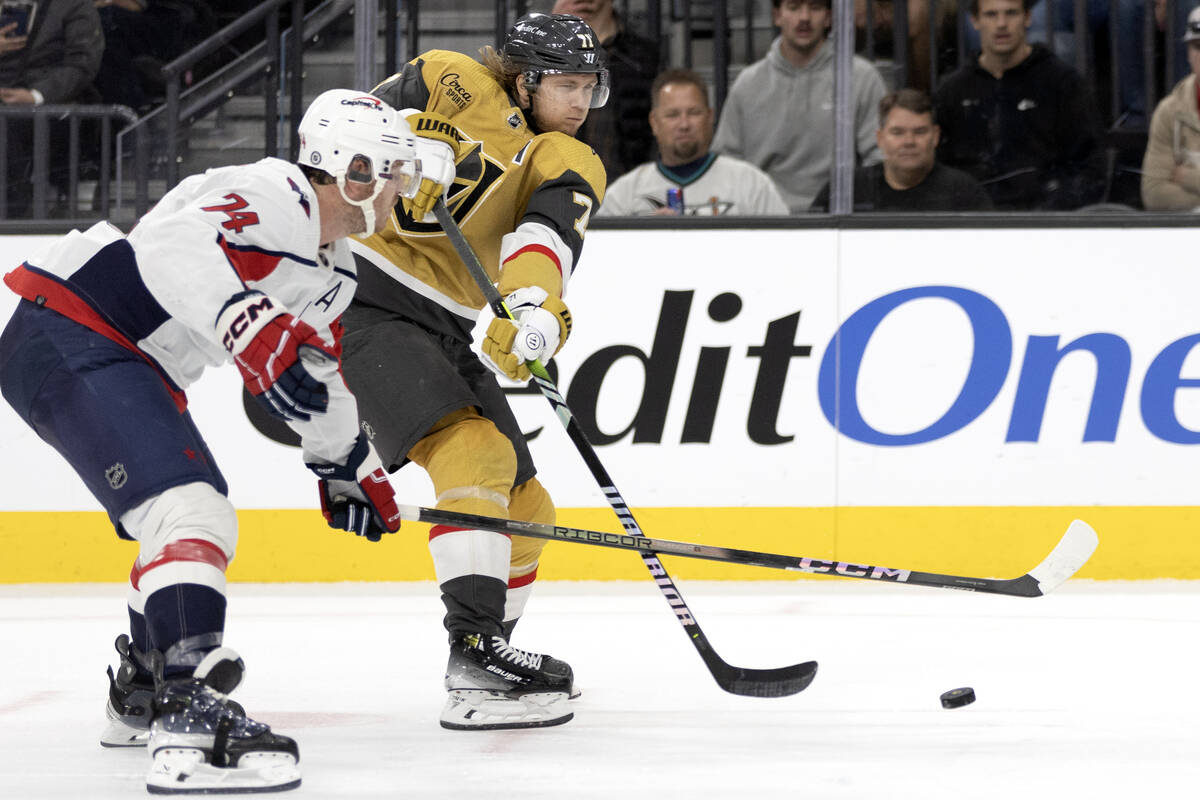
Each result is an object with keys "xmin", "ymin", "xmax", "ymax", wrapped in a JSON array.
[{"xmin": 340, "ymin": 13, "xmax": 607, "ymax": 730}]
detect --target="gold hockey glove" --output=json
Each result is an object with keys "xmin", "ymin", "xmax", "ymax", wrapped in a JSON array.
[
  {"xmin": 404, "ymin": 111, "xmax": 464, "ymax": 221},
  {"xmin": 481, "ymin": 288, "xmax": 572, "ymax": 382}
]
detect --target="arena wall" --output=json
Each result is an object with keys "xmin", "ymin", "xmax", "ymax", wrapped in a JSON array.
[{"xmin": 2, "ymin": 227, "xmax": 1196, "ymax": 582}]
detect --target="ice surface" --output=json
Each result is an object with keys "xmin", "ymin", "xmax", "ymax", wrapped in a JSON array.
[{"xmin": 0, "ymin": 579, "xmax": 1196, "ymax": 798}]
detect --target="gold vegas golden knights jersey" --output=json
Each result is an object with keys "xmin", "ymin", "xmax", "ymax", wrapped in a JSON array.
[{"xmin": 350, "ymin": 49, "xmax": 607, "ymax": 341}]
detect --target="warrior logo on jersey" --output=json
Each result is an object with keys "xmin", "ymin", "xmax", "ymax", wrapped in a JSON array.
[{"xmin": 106, "ymin": 463, "xmax": 128, "ymax": 490}]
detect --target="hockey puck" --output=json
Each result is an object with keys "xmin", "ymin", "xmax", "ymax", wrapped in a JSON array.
[{"xmin": 940, "ymin": 687, "xmax": 975, "ymax": 709}]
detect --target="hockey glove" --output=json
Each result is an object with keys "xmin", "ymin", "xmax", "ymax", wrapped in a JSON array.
[
  {"xmin": 404, "ymin": 111, "xmax": 462, "ymax": 220},
  {"xmin": 306, "ymin": 432, "xmax": 401, "ymax": 541},
  {"xmin": 481, "ymin": 287, "xmax": 572, "ymax": 382},
  {"xmin": 217, "ymin": 291, "xmax": 338, "ymax": 423}
]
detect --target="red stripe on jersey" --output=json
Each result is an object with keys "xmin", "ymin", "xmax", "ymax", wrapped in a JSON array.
[
  {"xmin": 428, "ymin": 524, "xmax": 510, "ymax": 542},
  {"xmin": 4, "ymin": 266, "xmax": 189, "ymax": 412},
  {"xmin": 130, "ymin": 539, "xmax": 229, "ymax": 591},
  {"xmin": 508, "ymin": 568, "xmax": 538, "ymax": 589},
  {"xmin": 218, "ymin": 235, "xmax": 285, "ymax": 282},
  {"xmin": 502, "ymin": 244, "xmax": 563, "ymax": 281}
]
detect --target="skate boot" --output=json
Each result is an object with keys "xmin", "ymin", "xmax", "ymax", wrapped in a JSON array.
[
  {"xmin": 100, "ymin": 634, "xmax": 156, "ymax": 747},
  {"xmin": 502, "ymin": 618, "xmax": 580, "ymax": 700},
  {"xmin": 145, "ymin": 647, "xmax": 300, "ymax": 795},
  {"xmin": 440, "ymin": 632, "xmax": 574, "ymax": 731}
]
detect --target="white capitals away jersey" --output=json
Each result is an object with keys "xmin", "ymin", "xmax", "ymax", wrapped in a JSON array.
[
  {"xmin": 4, "ymin": 157, "xmax": 361, "ymax": 465},
  {"xmin": 597, "ymin": 153, "xmax": 790, "ymax": 217}
]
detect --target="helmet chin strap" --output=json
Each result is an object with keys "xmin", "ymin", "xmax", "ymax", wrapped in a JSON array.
[{"xmin": 336, "ymin": 173, "xmax": 388, "ymax": 238}]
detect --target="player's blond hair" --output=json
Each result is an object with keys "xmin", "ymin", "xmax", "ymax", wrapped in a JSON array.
[{"xmin": 479, "ymin": 45, "xmax": 522, "ymax": 95}]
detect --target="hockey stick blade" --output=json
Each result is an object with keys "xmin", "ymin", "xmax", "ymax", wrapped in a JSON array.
[
  {"xmin": 396, "ymin": 506, "xmax": 1098, "ymax": 598},
  {"xmin": 1023, "ymin": 519, "xmax": 1099, "ymax": 595},
  {"xmin": 430, "ymin": 200, "xmax": 817, "ymax": 698},
  {"xmin": 696, "ymin": 648, "xmax": 818, "ymax": 698}
]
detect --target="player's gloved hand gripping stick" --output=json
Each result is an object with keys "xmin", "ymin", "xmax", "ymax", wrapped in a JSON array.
[
  {"xmin": 432, "ymin": 198, "xmax": 818, "ymax": 699},
  {"xmin": 404, "ymin": 111, "xmax": 463, "ymax": 221},
  {"xmin": 481, "ymin": 286, "xmax": 572, "ymax": 382},
  {"xmin": 307, "ymin": 432, "xmax": 402, "ymax": 541}
]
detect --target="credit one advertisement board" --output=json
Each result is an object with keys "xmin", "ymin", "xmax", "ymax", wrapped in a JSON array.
[{"xmin": 1, "ymin": 227, "xmax": 1197, "ymax": 581}]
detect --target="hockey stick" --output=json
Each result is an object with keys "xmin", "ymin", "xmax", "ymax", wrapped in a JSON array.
[
  {"xmin": 398, "ymin": 505, "xmax": 1099, "ymax": 598},
  {"xmin": 432, "ymin": 199, "xmax": 817, "ymax": 698}
]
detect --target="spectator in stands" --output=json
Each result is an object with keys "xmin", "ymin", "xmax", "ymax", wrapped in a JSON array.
[
  {"xmin": 552, "ymin": 0, "xmax": 662, "ymax": 181},
  {"xmin": 599, "ymin": 68, "xmax": 788, "ymax": 216},
  {"xmin": 0, "ymin": 0, "xmax": 104, "ymax": 216},
  {"xmin": 1027, "ymin": 0, "xmax": 1148, "ymax": 127},
  {"xmin": 933, "ymin": 0, "xmax": 1104, "ymax": 210},
  {"xmin": 1159, "ymin": 0, "xmax": 1200, "ymax": 91},
  {"xmin": 854, "ymin": 0, "xmax": 954, "ymax": 93},
  {"xmin": 712, "ymin": 0, "xmax": 887, "ymax": 214},
  {"xmin": 1141, "ymin": 6, "xmax": 1200, "ymax": 211},
  {"xmin": 93, "ymin": 0, "xmax": 203, "ymax": 112},
  {"xmin": 810, "ymin": 88, "xmax": 992, "ymax": 212}
]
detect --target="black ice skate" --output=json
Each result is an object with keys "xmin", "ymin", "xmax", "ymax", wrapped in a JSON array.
[
  {"xmin": 441, "ymin": 632, "xmax": 574, "ymax": 731},
  {"xmin": 100, "ymin": 634, "xmax": 156, "ymax": 747},
  {"xmin": 502, "ymin": 618, "xmax": 581, "ymax": 700},
  {"xmin": 145, "ymin": 647, "xmax": 300, "ymax": 794}
]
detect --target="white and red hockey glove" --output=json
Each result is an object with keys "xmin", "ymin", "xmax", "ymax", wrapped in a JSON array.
[
  {"xmin": 216, "ymin": 291, "xmax": 338, "ymax": 422},
  {"xmin": 306, "ymin": 432, "xmax": 401, "ymax": 541}
]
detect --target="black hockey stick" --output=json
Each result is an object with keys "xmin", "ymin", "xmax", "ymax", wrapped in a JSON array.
[
  {"xmin": 398, "ymin": 505, "xmax": 1099, "ymax": 598},
  {"xmin": 432, "ymin": 199, "xmax": 817, "ymax": 698}
]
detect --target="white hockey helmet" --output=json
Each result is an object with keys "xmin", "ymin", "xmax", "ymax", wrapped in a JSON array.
[{"xmin": 297, "ymin": 89, "xmax": 419, "ymax": 233}]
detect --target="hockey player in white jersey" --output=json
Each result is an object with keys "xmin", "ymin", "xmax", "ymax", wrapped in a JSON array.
[{"xmin": 0, "ymin": 89, "xmax": 454, "ymax": 794}]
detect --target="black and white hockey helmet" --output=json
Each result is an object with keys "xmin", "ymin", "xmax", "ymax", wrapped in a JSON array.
[{"xmin": 503, "ymin": 12, "xmax": 610, "ymax": 109}]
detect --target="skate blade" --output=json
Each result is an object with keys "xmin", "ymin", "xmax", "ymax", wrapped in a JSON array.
[
  {"xmin": 99, "ymin": 720, "xmax": 149, "ymax": 748},
  {"xmin": 147, "ymin": 747, "xmax": 301, "ymax": 794},
  {"xmin": 100, "ymin": 701, "xmax": 150, "ymax": 747},
  {"xmin": 440, "ymin": 689, "xmax": 573, "ymax": 731}
]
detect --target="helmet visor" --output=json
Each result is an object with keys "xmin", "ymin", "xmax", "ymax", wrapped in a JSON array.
[{"xmin": 345, "ymin": 153, "xmax": 418, "ymax": 197}]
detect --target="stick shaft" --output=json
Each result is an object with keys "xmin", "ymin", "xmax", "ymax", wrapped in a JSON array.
[{"xmin": 398, "ymin": 504, "xmax": 1091, "ymax": 598}]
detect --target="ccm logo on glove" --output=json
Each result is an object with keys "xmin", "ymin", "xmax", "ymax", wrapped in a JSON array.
[
  {"xmin": 220, "ymin": 294, "xmax": 278, "ymax": 353},
  {"xmin": 216, "ymin": 290, "xmax": 338, "ymax": 423}
]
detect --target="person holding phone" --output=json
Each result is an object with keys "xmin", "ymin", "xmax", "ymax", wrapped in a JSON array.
[{"xmin": 0, "ymin": 0, "xmax": 103, "ymax": 215}]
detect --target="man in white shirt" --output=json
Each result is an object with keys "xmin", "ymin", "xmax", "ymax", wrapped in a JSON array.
[{"xmin": 599, "ymin": 68, "xmax": 789, "ymax": 216}]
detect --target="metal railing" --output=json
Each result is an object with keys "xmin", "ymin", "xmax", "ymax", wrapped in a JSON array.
[
  {"xmin": 114, "ymin": 0, "xmax": 356, "ymax": 189},
  {"xmin": 0, "ymin": 104, "xmax": 146, "ymax": 223},
  {"xmin": 160, "ymin": 0, "xmax": 305, "ymax": 186}
]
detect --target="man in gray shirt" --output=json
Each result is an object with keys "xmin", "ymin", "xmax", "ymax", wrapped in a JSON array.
[{"xmin": 712, "ymin": 0, "xmax": 887, "ymax": 213}]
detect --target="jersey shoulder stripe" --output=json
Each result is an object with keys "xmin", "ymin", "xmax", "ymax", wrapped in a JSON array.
[{"xmin": 216, "ymin": 233, "xmax": 318, "ymax": 285}]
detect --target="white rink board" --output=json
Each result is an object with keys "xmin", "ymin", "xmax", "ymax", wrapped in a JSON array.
[{"xmin": 2, "ymin": 227, "xmax": 1199, "ymax": 511}]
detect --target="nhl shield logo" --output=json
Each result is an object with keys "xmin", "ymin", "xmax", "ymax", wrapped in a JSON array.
[{"xmin": 105, "ymin": 463, "xmax": 128, "ymax": 490}]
